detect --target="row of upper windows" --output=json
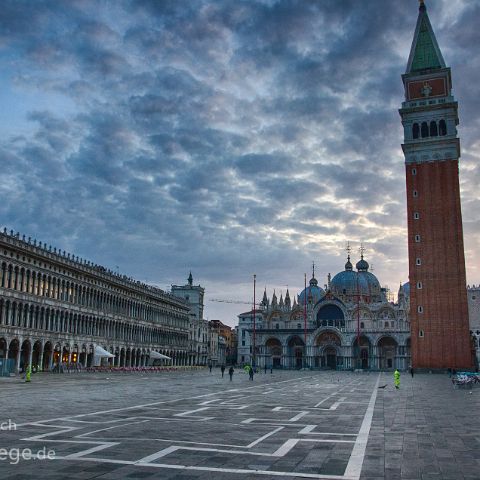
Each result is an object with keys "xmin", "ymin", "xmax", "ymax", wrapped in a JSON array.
[
  {"xmin": 0, "ymin": 262, "xmax": 188, "ymax": 326},
  {"xmin": 0, "ymin": 300, "xmax": 187, "ymax": 344},
  {"xmin": 412, "ymin": 119, "xmax": 447, "ymax": 139}
]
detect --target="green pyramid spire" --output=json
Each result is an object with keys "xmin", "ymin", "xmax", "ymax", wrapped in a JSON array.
[{"xmin": 406, "ymin": 2, "xmax": 446, "ymax": 74}]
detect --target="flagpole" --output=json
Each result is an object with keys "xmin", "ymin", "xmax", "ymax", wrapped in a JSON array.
[{"xmin": 253, "ymin": 274, "xmax": 256, "ymax": 369}]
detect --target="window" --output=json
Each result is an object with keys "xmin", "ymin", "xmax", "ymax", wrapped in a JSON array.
[
  {"xmin": 413, "ymin": 190, "xmax": 418, "ymax": 197},
  {"xmin": 412, "ymin": 123, "xmax": 419, "ymax": 139},
  {"xmin": 241, "ymin": 341, "xmax": 245, "ymax": 346},
  {"xmin": 360, "ymin": 322, "xmax": 364, "ymax": 329},
  {"xmin": 419, "ymin": 330, "xmax": 424, "ymax": 338},
  {"xmin": 275, "ymin": 323, "xmax": 279, "ymax": 329},
  {"xmin": 297, "ymin": 323, "xmax": 301, "ymax": 329},
  {"xmin": 421, "ymin": 122, "xmax": 429, "ymax": 138},
  {"xmin": 241, "ymin": 355, "xmax": 245, "ymax": 362},
  {"xmin": 414, "ymin": 212, "xmax": 420, "ymax": 220},
  {"xmin": 418, "ymin": 306, "xmax": 423, "ymax": 313},
  {"xmin": 385, "ymin": 321, "xmax": 389, "ymax": 328},
  {"xmin": 416, "ymin": 258, "xmax": 422, "ymax": 266},
  {"xmin": 439, "ymin": 119, "xmax": 447, "ymax": 136},
  {"xmin": 412, "ymin": 168, "xmax": 417, "ymax": 175},
  {"xmin": 415, "ymin": 235, "xmax": 421, "ymax": 242},
  {"xmin": 417, "ymin": 282, "xmax": 423, "ymax": 289},
  {"xmin": 430, "ymin": 121, "xmax": 438, "ymax": 137}
]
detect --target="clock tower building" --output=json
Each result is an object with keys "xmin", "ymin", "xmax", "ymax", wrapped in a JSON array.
[{"xmin": 399, "ymin": 1, "xmax": 472, "ymax": 369}]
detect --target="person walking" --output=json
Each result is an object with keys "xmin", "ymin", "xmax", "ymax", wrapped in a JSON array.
[
  {"xmin": 221, "ymin": 365, "xmax": 225, "ymax": 378},
  {"xmin": 410, "ymin": 366, "xmax": 414, "ymax": 378},
  {"xmin": 25, "ymin": 364, "xmax": 32, "ymax": 383},
  {"xmin": 249, "ymin": 365, "xmax": 254, "ymax": 381},
  {"xmin": 394, "ymin": 369, "xmax": 401, "ymax": 389},
  {"xmin": 208, "ymin": 363, "xmax": 212, "ymax": 373},
  {"xmin": 228, "ymin": 366, "xmax": 234, "ymax": 381}
]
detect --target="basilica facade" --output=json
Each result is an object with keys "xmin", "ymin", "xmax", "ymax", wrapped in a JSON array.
[{"xmin": 237, "ymin": 255, "xmax": 410, "ymax": 371}]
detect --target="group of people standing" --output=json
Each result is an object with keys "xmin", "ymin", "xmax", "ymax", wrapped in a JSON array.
[{"xmin": 208, "ymin": 363, "xmax": 257, "ymax": 381}]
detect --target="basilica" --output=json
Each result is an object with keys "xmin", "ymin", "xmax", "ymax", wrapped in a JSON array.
[{"xmin": 237, "ymin": 254, "xmax": 410, "ymax": 370}]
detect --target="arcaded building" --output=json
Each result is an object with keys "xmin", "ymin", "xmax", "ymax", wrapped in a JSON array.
[
  {"xmin": 0, "ymin": 229, "xmax": 190, "ymax": 373},
  {"xmin": 237, "ymin": 256, "xmax": 410, "ymax": 371}
]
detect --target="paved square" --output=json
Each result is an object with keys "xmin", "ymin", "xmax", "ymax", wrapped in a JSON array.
[{"xmin": 1, "ymin": 370, "xmax": 480, "ymax": 479}]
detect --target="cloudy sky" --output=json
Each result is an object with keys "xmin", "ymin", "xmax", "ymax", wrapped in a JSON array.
[{"xmin": 1, "ymin": 0, "xmax": 479, "ymax": 326}]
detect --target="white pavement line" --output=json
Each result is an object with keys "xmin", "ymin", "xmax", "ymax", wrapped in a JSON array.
[
  {"xmin": 288, "ymin": 411, "xmax": 309, "ymax": 422},
  {"xmin": 21, "ymin": 426, "xmax": 79, "ymax": 441},
  {"xmin": 174, "ymin": 407, "xmax": 210, "ymax": 417},
  {"xmin": 298, "ymin": 425, "xmax": 357, "ymax": 436},
  {"xmin": 63, "ymin": 442, "xmax": 118, "ymax": 459},
  {"xmin": 329, "ymin": 396, "xmax": 346, "ymax": 410},
  {"xmin": 75, "ymin": 419, "xmax": 149, "ymax": 438},
  {"xmin": 52, "ymin": 455, "xmax": 353, "ymax": 479},
  {"xmin": 314, "ymin": 380, "xmax": 357, "ymax": 407},
  {"xmin": 137, "ymin": 445, "xmax": 180, "ymax": 463},
  {"xmin": 199, "ymin": 399, "xmax": 221, "ymax": 405},
  {"xmin": 245, "ymin": 427, "xmax": 284, "ymax": 448},
  {"xmin": 271, "ymin": 438, "xmax": 299, "ymax": 456},
  {"xmin": 343, "ymin": 374, "xmax": 380, "ymax": 480}
]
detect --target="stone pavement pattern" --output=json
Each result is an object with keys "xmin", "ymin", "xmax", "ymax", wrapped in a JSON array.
[{"xmin": 0, "ymin": 370, "xmax": 479, "ymax": 479}]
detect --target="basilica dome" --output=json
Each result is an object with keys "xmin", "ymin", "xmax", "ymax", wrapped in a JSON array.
[
  {"xmin": 298, "ymin": 276, "xmax": 325, "ymax": 305},
  {"xmin": 355, "ymin": 255, "xmax": 381, "ymax": 297},
  {"xmin": 330, "ymin": 256, "xmax": 369, "ymax": 298}
]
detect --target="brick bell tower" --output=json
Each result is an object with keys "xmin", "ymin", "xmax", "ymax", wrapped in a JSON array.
[{"xmin": 399, "ymin": 0, "xmax": 472, "ymax": 369}]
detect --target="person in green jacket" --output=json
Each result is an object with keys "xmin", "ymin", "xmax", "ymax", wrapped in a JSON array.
[
  {"xmin": 394, "ymin": 369, "xmax": 400, "ymax": 389},
  {"xmin": 25, "ymin": 364, "xmax": 32, "ymax": 383}
]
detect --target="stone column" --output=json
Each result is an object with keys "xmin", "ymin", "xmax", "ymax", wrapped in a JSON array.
[
  {"xmin": 16, "ymin": 345, "xmax": 21, "ymax": 374},
  {"xmin": 28, "ymin": 347, "xmax": 33, "ymax": 369}
]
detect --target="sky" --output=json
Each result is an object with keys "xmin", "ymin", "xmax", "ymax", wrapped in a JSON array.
[{"xmin": 1, "ymin": 0, "xmax": 479, "ymax": 327}]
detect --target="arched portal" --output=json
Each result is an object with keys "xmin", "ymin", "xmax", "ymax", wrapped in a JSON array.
[
  {"xmin": 378, "ymin": 337, "xmax": 398, "ymax": 370},
  {"xmin": 32, "ymin": 341, "xmax": 42, "ymax": 370},
  {"xmin": 43, "ymin": 342, "xmax": 53, "ymax": 370},
  {"xmin": 315, "ymin": 331, "xmax": 341, "ymax": 369},
  {"xmin": 53, "ymin": 343, "xmax": 61, "ymax": 367},
  {"xmin": 287, "ymin": 336, "xmax": 305, "ymax": 369},
  {"xmin": 62, "ymin": 345, "xmax": 70, "ymax": 364},
  {"xmin": 8, "ymin": 339, "xmax": 20, "ymax": 372},
  {"xmin": 20, "ymin": 340, "xmax": 31, "ymax": 372},
  {"xmin": 352, "ymin": 336, "xmax": 371, "ymax": 370},
  {"xmin": 71, "ymin": 344, "xmax": 79, "ymax": 364},
  {"xmin": 0, "ymin": 338, "xmax": 7, "ymax": 358},
  {"xmin": 265, "ymin": 338, "xmax": 282, "ymax": 368}
]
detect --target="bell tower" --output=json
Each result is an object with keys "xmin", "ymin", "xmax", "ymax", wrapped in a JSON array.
[{"xmin": 399, "ymin": 1, "xmax": 472, "ymax": 369}]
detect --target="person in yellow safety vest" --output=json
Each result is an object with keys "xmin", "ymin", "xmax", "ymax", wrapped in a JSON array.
[
  {"xmin": 25, "ymin": 364, "xmax": 32, "ymax": 383},
  {"xmin": 394, "ymin": 369, "xmax": 400, "ymax": 389}
]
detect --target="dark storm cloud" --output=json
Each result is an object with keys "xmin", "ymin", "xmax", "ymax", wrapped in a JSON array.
[{"xmin": 1, "ymin": 0, "xmax": 479, "ymax": 323}]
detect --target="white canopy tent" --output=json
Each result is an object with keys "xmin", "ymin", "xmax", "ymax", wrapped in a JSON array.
[
  {"xmin": 94, "ymin": 345, "xmax": 115, "ymax": 358},
  {"xmin": 149, "ymin": 351, "xmax": 171, "ymax": 360},
  {"xmin": 148, "ymin": 351, "xmax": 171, "ymax": 366},
  {"xmin": 93, "ymin": 345, "xmax": 115, "ymax": 366}
]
